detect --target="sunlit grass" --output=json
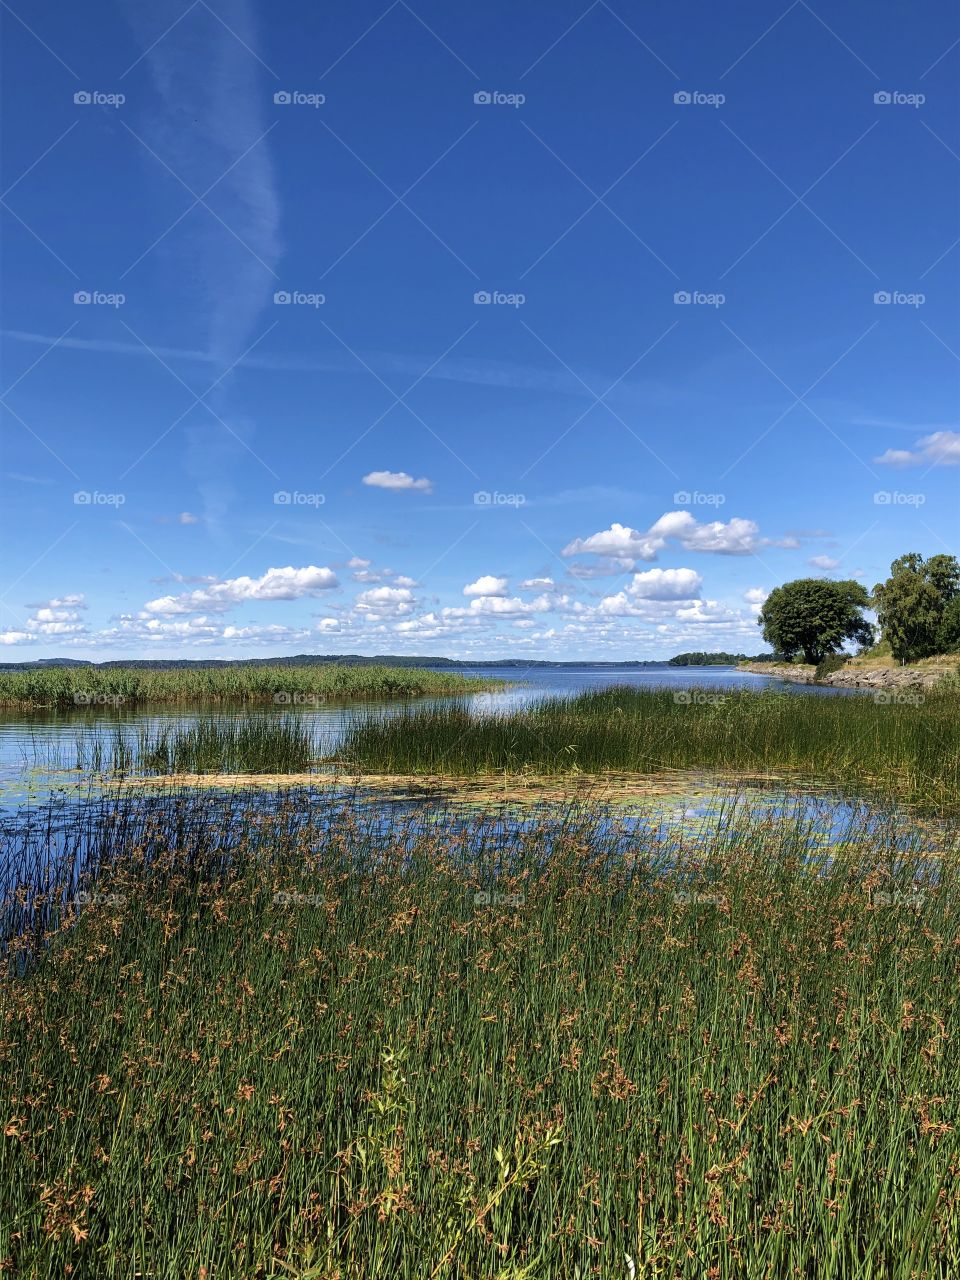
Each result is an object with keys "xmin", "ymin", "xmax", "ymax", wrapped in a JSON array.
[
  {"xmin": 340, "ymin": 685, "xmax": 960, "ymax": 811},
  {"xmin": 0, "ymin": 662, "xmax": 497, "ymax": 710},
  {"xmin": 1, "ymin": 789, "xmax": 958, "ymax": 1277}
]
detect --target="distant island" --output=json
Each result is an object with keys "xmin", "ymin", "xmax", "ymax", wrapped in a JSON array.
[{"xmin": 0, "ymin": 651, "xmax": 776, "ymax": 672}]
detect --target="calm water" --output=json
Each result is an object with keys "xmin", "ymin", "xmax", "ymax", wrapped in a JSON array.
[
  {"xmin": 0, "ymin": 666, "xmax": 947, "ymax": 891},
  {"xmin": 0, "ymin": 664, "xmax": 857, "ymax": 818}
]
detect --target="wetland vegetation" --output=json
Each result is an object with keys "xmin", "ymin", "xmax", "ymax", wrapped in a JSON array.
[
  {"xmin": 1, "ymin": 788, "xmax": 958, "ymax": 1278},
  {"xmin": 0, "ymin": 662, "xmax": 496, "ymax": 710}
]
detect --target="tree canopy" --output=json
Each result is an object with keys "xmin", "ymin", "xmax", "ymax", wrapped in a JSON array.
[
  {"xmin": 872, "ymin": 553, "xmax": 960, "ymax": 662},
  {"xmin": 758, "ymin": 578, "xmax": 873, "ymax": 665}
]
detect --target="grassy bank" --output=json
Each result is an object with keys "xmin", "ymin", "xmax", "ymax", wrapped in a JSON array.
[
  {"xmin": 341, "ymin": 685, "xmax": 960, "ymax": 810},
  {"xmin": 1, "ymin": 792, "xmax": 957, "ymax": 1277},
  {"xmin": 0, "ymin": 662, "xmax": 496, "ymax": 710}
]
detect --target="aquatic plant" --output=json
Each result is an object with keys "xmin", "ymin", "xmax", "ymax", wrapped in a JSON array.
[
  {"xmin": 340, "ymin": 685, "xmax": 960, "ymax": 811},
  {"xmin": 0, "ymin": 662, "xmax": 497, "ymax": 710},
  {"xmin": 1, "ymin": 789, "xmax": 958, "ymax": 1276}
]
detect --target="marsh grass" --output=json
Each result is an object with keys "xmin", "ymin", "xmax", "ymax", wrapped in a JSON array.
[
  {"xmin": 1, "ymin": 789, "xmax": 959, "ymax": 1277},
  {"xmin": 341, "ymin": 685, "xmax": 960, "ymax": 811},
  {"xmin": 0, "ymin": 662, "xmax": 496, "ymax": 710},
  {"xmin": 133, "ymin": 715, "xmax": 316, "ymax": 775}
]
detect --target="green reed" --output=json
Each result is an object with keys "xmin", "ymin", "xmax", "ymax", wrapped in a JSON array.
[
  {"xmin": 63, "ymin": 716, "xmax": 318, "ymax": 775},
  {"xmin": 340, "ymin": 685, "xmax": 960, "ymax": 810},
  {"xmin": 1, "ymin": 789, "xmax": 958, "ymax": 1277},
  {"xmin": 0, "ymin": 662, "xmax": 497, "ymax": 710}
]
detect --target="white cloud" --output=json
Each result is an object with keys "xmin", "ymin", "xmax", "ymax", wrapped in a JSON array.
[
  {"xmin": 563, "ymin": 511, "xmax": 791, "ymax": 568},
  {"xmin": 628, "ymin": 567, "xmax": 703, "ymax": 600},
  {"xmin": 347, "ymin": 557, "xmax": 371, "ymax": 569},
  {"xmin": 28, "ymin": 593, "xmax": 87, "ymax": 610},
  {"xmin": 179, "ymin": 512, "xmax": 200, "ymax": 524},
  {"xmin": 144, "ymin": 565, "xmax": 339, "ymax": 615},
  {"xmin": 875, "ymin": 431, "xmax": 960, "ymax": 467},
  {"xmin": 354, "ymin": 586, "xmax": 417, "ymax": 615},
  {"xmin": 463, "ymin": 575, "xmax": 508, "ymax": 598},
  {"xmin": 445, "ymin": 594, "xmax": 551, "ymax": 618},
  {"xmin": 808, "ymin": 555, "xmax": 840, "ymax": 570},
  {"xmin": 0, "ymin": 630, "xmax": 31, "ymax": 645},
  {"xmin": 362, "ymin": 470, "xmax": 433, "ymax": 493},
  {"xmin": 519, "ymin": 576, "xmax": 556, "ymax": 591},
  {"xmin": 743, "ymin": 587, "xmax": 768, "ymax": 604},
  {"xmin": 562, "ymin": 521, "xmax": 662, "ymax": 562}
]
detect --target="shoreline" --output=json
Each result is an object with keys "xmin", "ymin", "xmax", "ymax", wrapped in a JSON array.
[{"xmin": 739, "ymin": 660, "xmax": 957, "ymax": 690}]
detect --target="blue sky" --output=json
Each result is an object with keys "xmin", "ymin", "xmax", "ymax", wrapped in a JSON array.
[{"xmin": 1, "ymin": 0, "xmax": 958, "ymax": 660}]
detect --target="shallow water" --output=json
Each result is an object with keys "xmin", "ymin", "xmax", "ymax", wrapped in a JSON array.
[{"xmin": 0, "ymin": 664, "xmax": 857, "ymax": 813}]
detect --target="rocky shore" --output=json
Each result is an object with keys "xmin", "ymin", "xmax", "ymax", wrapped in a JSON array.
[{"xmin": 738, "ymin": 661, "xmax": 955, "ymax": 690}]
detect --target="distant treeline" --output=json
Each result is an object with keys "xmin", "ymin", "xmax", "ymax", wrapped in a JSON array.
[
  {"xmin": 667, "ymin": 651, "xmax": 777, "ymax": 666},
  {"xmin": 0, "ymin": 652, "xmax": 776, "ymax": 674}
]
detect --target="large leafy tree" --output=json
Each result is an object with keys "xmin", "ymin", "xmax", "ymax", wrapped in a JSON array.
[
  {"xmin": 758, "ymin": 578, "xmax": 873, "ymax": 665},
  {"xmin": 872, "ymin": 553, "xmax": 960, "ymax": 662}
]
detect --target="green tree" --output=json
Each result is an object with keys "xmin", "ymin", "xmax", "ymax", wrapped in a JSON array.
[
  {"xmin": 758, "ymin": 578, "xmax": 873, "ymax": 665},
  {"xmin": 872, "ymin": 553, "xmax": 960, "ymax": 662}
]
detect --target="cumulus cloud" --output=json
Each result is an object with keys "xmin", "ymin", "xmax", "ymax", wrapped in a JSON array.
[
  {"xmin": 519, "ymin": 576, "xmax": 556, "ymax": 591},
  {"xmin": 445, "ymin": 594, "xmax": 552, "ymax": 618},
  {"xmin": 808, "ymin": 555, "xmax": 840, "ymax": 570},
  {"xmin": 463, "ymin": 575, "xmax": 508, "ymax": 598},
  {"xmin": 27, "ymin": 593, "xmax": 87, "ymax": 610},
  {"xmin": 354, "ymin": 586, "xmax": 417, "ymax": 615},
  {"xmin": 875, "ymin": 431, "xmax": 960, "ymax": 467},
  {"xmin": 627, "ymin": 567, "xmax": 703, "ymax": 600},
  {"xmin": 564, "ymin": 512, "xmax": 795, "ymax": 569},
  {"xmin": 362, "ymin": 470, "xmax": 433, "ymax": 493},
  {"xmin": 144, "ymin": 565, "xmax": 339, "ymax": 615},
  {"xmin": 562, "ymin": 522, "xmax": 662, "ymax": 562}
]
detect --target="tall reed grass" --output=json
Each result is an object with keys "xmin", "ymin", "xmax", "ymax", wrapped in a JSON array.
[
  {"xmin": 0, "ymin": 662, "xmax": 495, "ymax": 710},
  {"xmin": 341, "ymin": 685, "xmax": 960, "ymax": 810},
  {"xmin": 1, "ymin": 789, "xmax": 958, "ymax": 1277}
]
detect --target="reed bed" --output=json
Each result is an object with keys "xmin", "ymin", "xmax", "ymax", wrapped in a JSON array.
[
  {"xmin": 341, "ymin": 685, "xmax": 960, "ymax": 811},
  {"xmin": 72, "ymin": 716, "xmax": 318, "ymax": 776},
  {"xmin": 1, "ymin": 789, "xmax": 958, "ymax": 1277},
  {"xmin": 0, "ymin": 662, "xmax": 495, "ymax": 710}
]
